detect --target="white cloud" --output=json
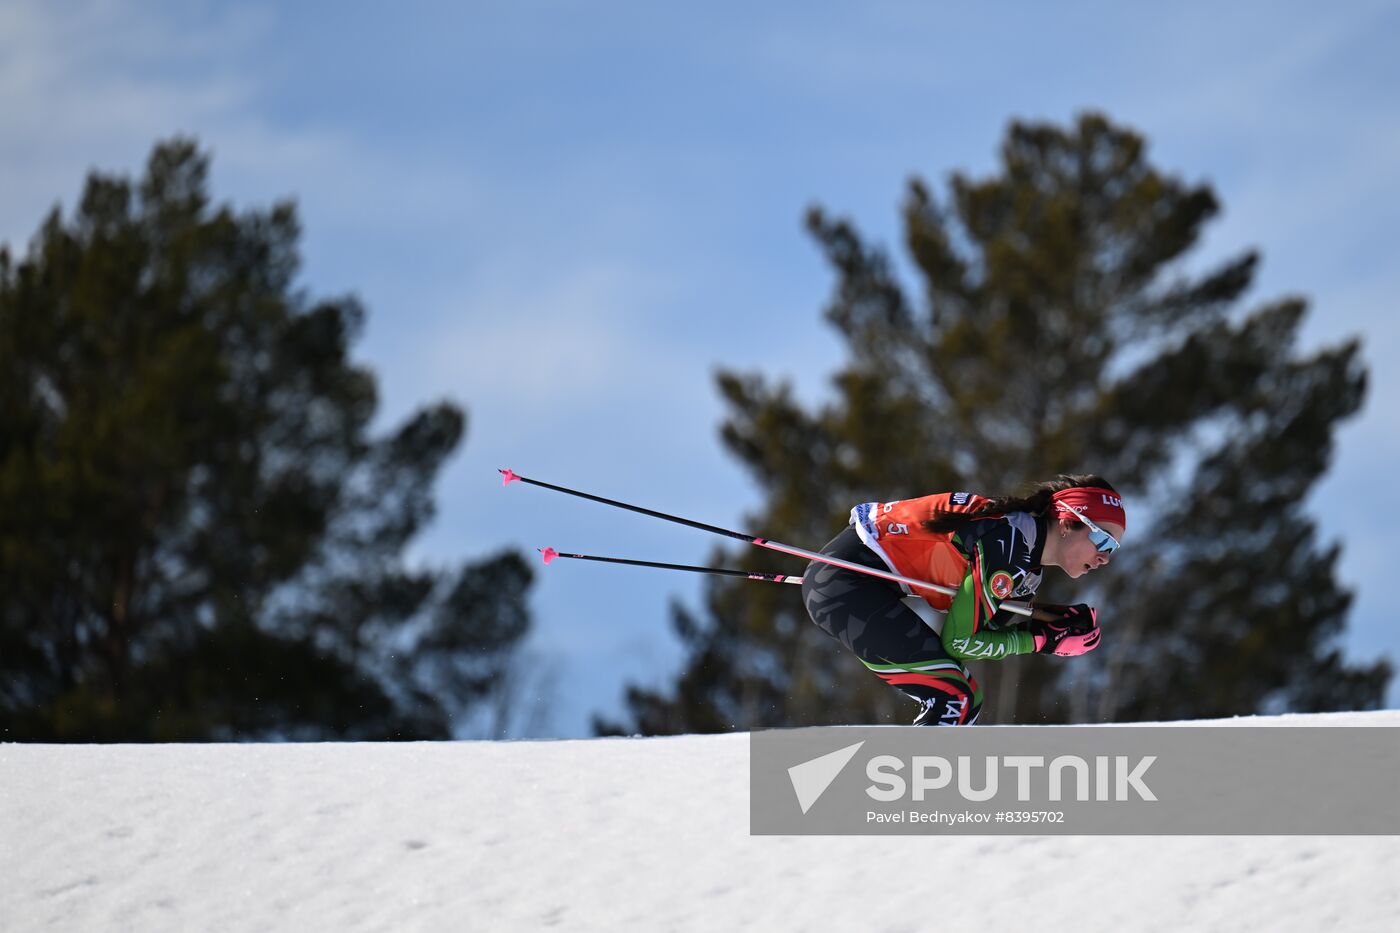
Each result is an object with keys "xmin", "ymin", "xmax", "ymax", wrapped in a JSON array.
[
  {"xmin": 0, "ymin": 2, "xmax": 252, "ymax": 233},
  {"xmin": 423, "ymin": 262, "xmax": 677, "ymax": 416},
  {"xmin": 0, "ymin": 1, "xmax": 484, "ymax": 263}
]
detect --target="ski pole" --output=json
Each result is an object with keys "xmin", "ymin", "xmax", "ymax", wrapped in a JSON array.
[
  {"xmin": 537, "ymin": 548, "xmax": 1056, "ymax": 618},
  {"xmin": 538, "ymin": 548, "xmax": 803, "ymax": 584},
  {"xmin": 501, "ymin": 468, "xmax": 1032, "ymax": 617}
]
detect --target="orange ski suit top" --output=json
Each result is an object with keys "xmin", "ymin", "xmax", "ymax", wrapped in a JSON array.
[{"xmin": 848, "ymin": 492, "xmax": 1046, "ymax": 660}]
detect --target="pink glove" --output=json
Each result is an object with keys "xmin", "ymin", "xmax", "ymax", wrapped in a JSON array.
[{"xmin": 1037, "ymin": 626, "xmax": 1101, "ymax": 656}]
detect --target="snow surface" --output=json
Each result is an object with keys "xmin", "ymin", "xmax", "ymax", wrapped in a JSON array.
[{"xmin": 3, "ymin": 711, "xmax": 1398, "ymax": 932}]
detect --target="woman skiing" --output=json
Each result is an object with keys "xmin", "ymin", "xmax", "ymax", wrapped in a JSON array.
[{"xmin": 801, "ymin": 475, "xmax": 1125, "ymax": 726}]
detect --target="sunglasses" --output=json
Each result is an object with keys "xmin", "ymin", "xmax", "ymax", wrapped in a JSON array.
[{"xmin": 1055, "ymin": 502, "xmax": 1121, "ymax": 554}]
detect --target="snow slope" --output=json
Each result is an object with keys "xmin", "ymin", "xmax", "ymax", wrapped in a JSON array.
[{"xmin": 3, "ymin": 711, "xmax": 1398, "ymax": 932}]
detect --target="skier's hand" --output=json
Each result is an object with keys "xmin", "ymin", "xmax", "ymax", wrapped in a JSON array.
[
  {"xmin": 1048, "ymin": 603, "xmax": 1097, "ymax": 634},
  {"xmin": 1030, "ymin": 606, "xmax": 1101, "ymax": 656},
  {"xmin": 1032, "ymin": 603, "xmax": 1096, "ymax": 631},
  {"xmin": 1040, "ymin": 626, "xmax": 1101, "ymax": 656}
]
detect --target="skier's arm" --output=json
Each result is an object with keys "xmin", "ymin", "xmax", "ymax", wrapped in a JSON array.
[{"xmin": 941, "ymin": 543, "xmax": 1036, "ymax": 661}]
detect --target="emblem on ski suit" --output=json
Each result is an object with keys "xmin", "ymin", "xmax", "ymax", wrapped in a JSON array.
[{"xmin": 988, "ymin": 570, "xmax": 1014, "ymax": 600}]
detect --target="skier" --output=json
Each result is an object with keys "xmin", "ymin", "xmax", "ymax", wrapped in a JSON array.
[{"xmin": 801, "ymin": 475, "xmax": 1125, "ymax": 726}]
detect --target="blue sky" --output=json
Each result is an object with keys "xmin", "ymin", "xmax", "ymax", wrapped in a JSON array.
[{"xmin": 3, "ymin": 1, "xmax": 1397, "ymax": 735}]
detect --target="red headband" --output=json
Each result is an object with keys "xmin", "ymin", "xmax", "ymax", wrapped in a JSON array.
[{"xmin": 1051, "ymin": 487, "xmax": 1126, "ymax": 531}]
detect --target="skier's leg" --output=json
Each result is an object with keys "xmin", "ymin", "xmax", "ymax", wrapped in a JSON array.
[
  {"xmin": 802, "ymin": 527, "xmax": 981, "ymax": 725},
  {"xmin": 882, "ymin": 670, "xmax": 982, "ymax": 726}
]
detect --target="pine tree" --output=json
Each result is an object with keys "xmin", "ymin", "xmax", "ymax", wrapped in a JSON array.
[
  {"xmin": 603, "ymin": 112, "xmax": 1389, "ymax": 733},
  {"xmin": 0, "ymin": 140, "xmax": 532, "ymax": 740}
]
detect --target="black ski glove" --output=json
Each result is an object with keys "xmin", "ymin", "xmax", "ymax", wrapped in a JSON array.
[
  {"xmin": 1034, "ymin": 603, "xmax": 1097, "ymax": 633},
  {"xmin": 1028, "ymin": 604, "xmax": 1100, "ymax": 656}
]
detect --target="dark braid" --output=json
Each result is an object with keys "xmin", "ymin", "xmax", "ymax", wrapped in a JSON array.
[{"xmin": 921, "ymin": 474, "xmax": 1118, "ymax": 534}]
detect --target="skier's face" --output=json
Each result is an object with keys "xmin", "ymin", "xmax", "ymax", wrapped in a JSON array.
[{"xmin": 1059, "ymin": 519, "xmax": 1124, "ymax": 578}]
